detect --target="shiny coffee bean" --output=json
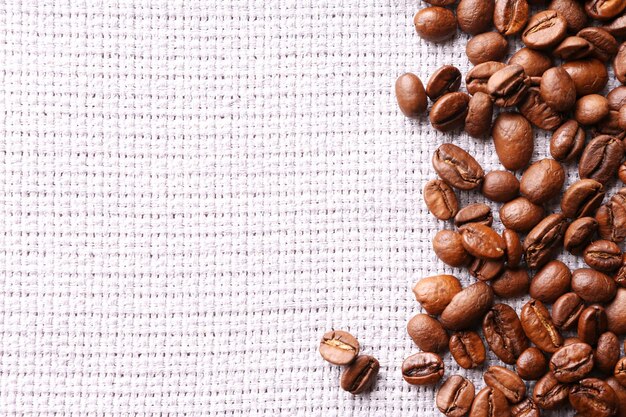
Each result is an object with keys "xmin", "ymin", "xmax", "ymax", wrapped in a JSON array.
[
  {"xmin": 467, "ymin": 61, "xmax": 507, "ymax": 95},
  {"xmin": 549, "ymin": 0, "xmax": 588, "ymax": 32},
  {"xmin": 521, "ymin": 299, "xmax": 563, "ymax": 353},
  {"xmin": 470, "ymin": 386, "xmax": 510, "ymax": 417},
  {"xmin": 522, "ymin": 10, "xmax": 567, "ymax": 50},
  {"xmin": 595, "ymin": 331, "xmax": 620, "ymax": 374},
  {"xmin": 579, "ymin": 135, "xmax": 623, "ymax": 185},
  {"xmin": 540, "ymin": 67, "xmax": 577, "ymax": 112},
  {"xmin": 577, "ymin": 304, "xmax": 608, "ymax": 345},
  {"xmin": 494, "ymin": 0, "xmax": 530, "ymax": 35},
  {"xmin": 407, "ymin": 314, "xmax": 449, "ymax": 353},
  {"xmin": 483, "ymin": 303, "xmax": 529, "ymax": 364},
  {"xmin": 584, "ymin": 240, "xmax": 622, "ymax": 272},
  {"xmin": 437, "ymin": 375, "xmax": 476, "ymax": 417},
  {"xmin": 561, "ymin": 179, "xmax": 605, "ymax": 220},
  {"xmin": 430, "ymin": 92, "xmax": 471, "ymax": 132},
  {"xmin": 508, "ymin": 48, "xmax": 553, "ymax": 77},
  {"xmin": 516, "ymin": 347, "xmax": 547, "ymax": 380},
  {"xmin": 605, "ymin": 288, "xmax": 626, "ymax": 335},
  {"xmin": 401, "ymin": 352, "xmax": 445, "ymax": 385},
  {"xmin": 433, "ymin": 230, "xmax": 473, "ymax": 267},
  {"xmin": 460, "ymin": 223, "xmax": 505, "ymax": 260},
  {"xmin": 457, "ymin": 0, "xmax": 495, "ymax": 35},
  {"xmin": 454, "ymin": 203, "xmax": 492, "ymax": 227},
  {"xmin": 413, "ymin": 275, "xmax": 462, "ymax": 316},
  {"xmin": 511, "ymin": 398, "xmax": 540, "ymax": 417},
  {"xmin": 481, "ymin": 170, "xmax": 519, "ymax": 203},
  {"xmin": 586, "ymin": 0, "xmax": 626, "ymax": 20},
  {"xmin": 565, "ymin": 217, "xmax": 599, "ymax": 255},
  {"xmin": 554, "ymin": 36, "xmax": 594, "ymax": 60},
  {"xmin": 449, "ymin": 331, "xmax": 486, "ymax": 369},
  {"xmin": 518, "ymin": 87, "xmax": 564, "ymax": 130},
  {"xmin": 427, "ymin": 65, "xmax": 462, "ymax": 101},
  {"xmin": 550, "ymin": 120, "xmax": 586, "ymax": 162},
  {"xmin": 605, "ymin": 377, "xmax": 626, "ymax": 417},
  {"xmin": 488, "ymin": 64, "xmax": 530, "ymax": 107},
  {"xmin": 465, "ymin": 92, "xmax": 494, "ymax": 138},
  {"xmin": 414, "ymin": 7, "xmax": 457, "ymax": 42},
  {"xmin": 491, "ymin": 268, "xmax": 530, "ymax": 298},
  {"xmin": 530, "ymin": 260, "xmax": 571, "ymax": 303},
  {"xmin": 615, "ymin": 357, "xmax": 626, "ymax": 385},
  {"xmin": 484, "ymin": 365, "xmax": 526, "ymax": 404},
  {"xmin": 552, "ymin": 292, "xmax": 585, "ymax": 330},
  {"xmin": 340, "ymin": 355, "xmax": 380, "ymax": 394},
  {"xmin": 562, "ymin": 58, "xmax": 609, "ymax": 96},
  {"xmin": 469, "ymin": 258, "xmax": 506, "ymax": 281},
  {"xmin": 520, "ymin": 158, "xmax": 565, "ymax": 204},
  {"xmin": 533, "ymin": 371, "xmax": 570, "ymax": 410},
  {"xmin": 424, "ymin": 179, "xmax": 459, "ymax": 220},
  {"xmin": 503, "ymin": 229, "xmax": 523, "ymax": 267},
  {"xmin": 572, "ymin": 268, "xmax": 617, "ymax": 303},
  {"xmin": 575, "ymin": 94, "xmax": 610, "ymax": 125},
  {"xmin": 433, "ymin": 143, "xmax": 484, "ymax": 190},
  {"xmin": 492, "ymin": 112, "xmax": 534, "ymax": 170},
  {"xmin": 564, "ymin": 337, "xmax": 584, "ymax": 346},
  {"xmin": 614, "ymin": 253, "xmax": 626, "ymax": 287},
  {"xmin": 595, "ymin": 109, "xmax": 625, "ymax": 139},
  {"xmin": 608, "ymin": 86, "xmax": 626, "ymax": 110},
  {"xmin": 597, "ymin": 191, "xmax": 626, "ymax": 243},
  {"xmin": 523, "ymin": 213, "xmax": 568, "ymax": 269},
  {"xmin": 319, "ymin": 330, "xmax": 360, "ymax": 365},
  {"xmin": 602, "ymin": 14, "xmax": 626, "ymax": 37},
  {"xmin": 500, "ymin": 197, "xmax": 544, "ymax": 233},
  {"xmin": 396, "ymin": 73, "xmax": 428, "ymax": 118},
  {"xmin": 549, "ymin": 342, "xmax": 594, "ymax": 382},
  {"xmin": 466, "ymin": 32, "xmax": 508, "ymax": 65},
  {"xmin": 615, "ymin": 42, "xmax": 626, "ymax": 84},
  {"xmin": 578, "ymin": 27, "xmax": 618, "ymax": 62},
  {"xmin": 569, "ymin": 378, "xmax": 618, "ymax": 417},
  {"xmin": 440, "ymin": 282, "xmax": 494, "ymax": 330}
]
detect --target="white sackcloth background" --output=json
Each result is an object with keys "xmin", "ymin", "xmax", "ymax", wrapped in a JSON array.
[{"xmin": 0, "ymin": 0, "xmax": 623, "ymax": 416}]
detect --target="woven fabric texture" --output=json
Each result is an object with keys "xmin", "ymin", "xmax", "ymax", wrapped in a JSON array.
[{"xmin": 1, "ymin": 0, "xmax": 623, "ymax": 416}]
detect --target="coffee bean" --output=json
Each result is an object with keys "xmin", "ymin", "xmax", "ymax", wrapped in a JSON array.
[
  {"xmin": 511, "ymin": 398, "xmax": 540, "ymax": 417},
  {"xmin": 407, "ymin": 314, "xmax": 449, "ymax": 353},
  {"xmin": 562, "ymin": 58, "xmax": 609, "ymax": 96},
  {"xmin": 491, "ymin": 268, "xmax": 530, "ymax": 298},
  {"xmin": 454, "ymin": 203, "xmax": 493, "ymax": 227},
  {"xmin": 579, "ymin": 135, "xmax": 623, "ymax": 185},
  {"xmin": 414, "ymin": 7, "xmax": 457, "ymax": 43},
  {"xmin": 615, "ymin": 357, "xmax": 626, "ymax": 385},
  {"xmin": 430, "ymin": 92, "xmax": 471, "ymax": 132},
  {"xmin": 597, "ymin": 190, "xmax": 626, "ymax": 242},
  {"xmin": 460, "ymin": 223, "xmax": 505, "ymax": 260},
  {"xmin": 437, "ymin": 375, "xmax": 476, "ymax": 417},
  {"xmin": 608, "ymin": 86, "xmax": 626, "ymax": 110},
  {"xmin": 605, "ymin": 377, "xmax": 626, "ymax": 417},
  {"xmin": 595, "ymin": 331, "xmax": 620, "ymax": 374},
  {"xmin": 424, "ymin": 179, "xmax": 459, "ymax": 220},
  {"xmin": 578, "ymin": 27, "xmax": 618, "ymax": 62},
  {"xmin": 550, "ymin": 120, "xmax": 586, "ymax": 162},
  {"xmin": 584, "ymin": 240, "xmax": 622, "ymax": 272},
  {"xmin": 457, "ymin": 0, "xmax": 495, "ymax": 35},
  {"xmin": 521, "ymin": 299, "xmax": 563, "ymax": 353},
  {"xmin": 503, "ymin": 229, "xmax": 523, "ymax": 267},
  {"xmin": 465, "ymin": 92, "xmax": 494, "ymax": 138},
  {"xmin": 340, "ymin": 355, "xmax": 380, "ymax": 394},
  {"xmin": 594, "ymin": 109, "xmax": 626, "ymax": 139},
  {"xmin": 613, "ymin": 253, "xmax": 626, "ymax": 287},
  {"xmin": 620, "ymin": 105, "xmax": 626, "ymax": 130},
  {"xmin": 522, "ymin": 10, "xmax": 567, "ymax": 50},
  {"xmin": 427, "ymin": 65, "xmax": 462, "ymax": 101},
  {"xmin": 586, "ymin": 0, "xmax": 626, "ymax": 20},
  {"xmin": 433, "ymin": 230, "xmax": 473, "ymax": 267},
  {"xmin": 516, "ymin": 347, "xmax": 547, "ymax": 380},
  {"xmin": 433, "ymin": 143, "xmax": 484, "ymax": 190},
  {"xmin": 577, "ymin": 304, "xmax": 608, "ymax": 345},
  {"xmin": 552, "ymin": 292, "xmax": 586, "ymax": 330},
  {"xmin": 572, "ymin": 268, "xmax": 617, "ymax": 303},
  {"xmin": 520, "ymin": 158, "xmax": 565, "ymax": 204},
  {"xmin": 533, "ymin": 371, "xmax": 570, "ymax": 410},
  {"xmin": 602, "ymin": 14, "xmax": 626, "ymax": 37},
  {"xmin": 549, "ymin": 0, "xmax": 588, "ymax": 32},
  {"xmin": 449, "ymin": 331, "xmax": 486, "ymax": 369},
  {"xmin": 518, "ymin": 87, "xmax": 564, "ymax": 131},
  {"xmin": 466, "ymin": 61, "xmax": 507, "ymax": 95},
  {"xmin": 605, "ymin": 287, "xmax": 626, "ymax": 334},
  {"xmin": 561, "ymin": 179, "xmax": 605, "ymax": 219},
  {"xmin": 488, "ymin": 64, "xmax": 530, "ymax": 107},
  {"xmin": 319, "ymin": 330, "xmax": 360, "ymax": 365},
  {"xmin": 396, "ymin": 73, "xmax": 428, "ymax": 118},
  {"xmin": 564, "ymin": 337, "xmax": 584, "ymax": 346},
  {"xmin": 549, "ymin": 342, "xmax": 594, "ymax": 383},
  {"xmin": 492, "ymin": 113, "xmax": 534, "ymax": 170},
  {"xmin": 575, "ymin": 94, "xmax": 610, "ymax": 125},
  {"xmin": 494, "ymin": 0, "xmax": 530, "ymax": 35},
  {"xmin": 508, "ymin": 47, "xmax": 553, "ymax": 77},
  {"xmin": 615, "ymin": 42, "xmax": 626, "ymax": 84},
  {"xmin": 483, "ymin": 303, "xmax": 529, "ymax": 364},
  {"xmin": 540, "ymin": 67, "xmax": 577, "ymax": 112},
  {"xmin": 466, "ymin": 32, "xmax": 508, "ymax": 65},
  {"xmin": 553, "ymin": 36, "xmax": 594, "ymax": 60},
  {"xmin": 484, "ymin": 365, "xmax": 526, "ymax": 404},
  {"xmin": 530, "ymin": 260, "xmax": 572, "ymax": 303},
  {"xmin": 470, "ymin": 386, "xmax": 510, "ymax": 417},
  {"xmin": 413, "ymin": 275, "xmax": 462, "ymax": 315},
  {"xmin": 524, "ymin": 213, "xmax": 568, "ymax": 269},
  {"xmin": 440, "ymin": 282, "xmax": 494, "ymax": 330},
  {"xmin": 469, "ymin": 258, "xmax": 506, "ymax": 281},
  {"xmin": 500, "ymin": 197, "xmax": 545, "ymax": 233},
  {"xmin": 401, "ymin": 352, "xmax": 445, "ymax": 385},
  {"xmin": 569, "ymin": 378, "xmax": 618, "ymax": 417}
]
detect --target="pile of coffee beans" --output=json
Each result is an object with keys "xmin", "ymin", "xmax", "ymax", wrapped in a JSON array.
[{"xmin": 396, "ymin": 0, "xmax": 626, "ymax": 415}]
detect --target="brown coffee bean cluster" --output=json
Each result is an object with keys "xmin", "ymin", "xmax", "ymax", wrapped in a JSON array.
[{"xmin": 397, "ymin": 0, "xmax": 626, "ymax": 414}]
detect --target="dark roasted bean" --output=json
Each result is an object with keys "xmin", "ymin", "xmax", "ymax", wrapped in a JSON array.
[
  {"xmin": 433, "ymin": 143, "xmax": 484, "ymax": 190},
  {"xmin": 572, "ymin": 268, "xmax": 617, "ymax": 303},
  {"xmin": 522, "ymin": 10, "xmax": 567, "ymax": 50},
  {"xmin": 466, "ymin": 32, "xmax": 509, "ymax": 65},
  {"xmin": 516, "ymin": 347, "xmax": 547, "ymax": 380},
  {"xmin": 457, "ymin": 0, "xmax": 495, "ymax": 35},
  {"xmin": 470, "ymin": 386, "xmax": 510, "ymax": 417},
  {"xmin": 578, "ymin": 135, "xmax": 623, "ymax": 185},
  {"xmin": 550, "ymin": 120, "xmax": 586, "ymax": 162},
  {"xmin": 484, "ymin": 365, "xmax": 526, "ymax": 403},
  {"xmin": 552, "ymin": 292, "xmax": 585, "ymax": 330},
  {"xmin": 549, "ymin": 0, "xmax": 588, "ymax": 31},
  {"xmin": 605, "ymin": 287, "xmax": 626, "ymax": 335},
  {"xmin": 407, "ymin": 314, "xmax": 449, "ymax": 353},
  {"xmin": 565, "ymin": 217, "xmax": 598, "ymax": 255},
  {"xmin": 519, "ymin": 158, "xmax": 564, "ymax": 204},
  {"xmin": 487, "ymin": 64, "xmax": 530, "ymax": 107},
  {"xmin": 433, "ymin": 230, "xmax": 473, "ymax": 267},
  {"xmin": 467, "ymin": 61, "xmax": 507, "ymax": 95},
  {"xmin": 597, "ymin": 190, "xmax": 626, "ymax": 243},
  {"xmin": 449, "ymin": 331, "xmax": 486, "ymax": 369},
  {"xmin": 430, "ymin": 92, "xmax": 471, "ymax": 132},
  {"xmin": 454, "ymin": 203, "xmax": 492, "ymax": 227},
  {"xmin": 578, "ymin": 27, "xmax": 618, "ymax": 61},
  {"xmin": 577, "ymin": 304, "xmax": 608, "ymax": 345},
  {"xmin": 401, "ymin": 352, "xmax": 445, "ymax": 385},
  {"xmin": 414, "ymin": 7, "xmax": 458, "ymax": 42},
  {"xmin": 554, "ymin": 36, "xmax": 594, "ymax": 60},
  {"xmin": 549, "ymin": 342, "xmax": 594, "ymax": 382},
  {"xmin": 562, "ymin": 58, "xmax": 609, "ymax": 96},
  {"xmin": 469, "ymin": 258, "xmax": 506, "ymax": 281},
  {"xmin": 465, "ymin": 92, "xmax": 494, "ymax": 138},
  {"xmin": 503, "ymin": 229, "xmax": 523, "ymax": 267},
  {"xmin": 396, "ymin": 73, "xmax": 428, "ymax": 117},
  {"xmin": 340, "ymin": 355, "xmax": 380, "ymax": 394},
  {"xmin": 424, "ymin": 179, "xmax": 459, "ymax": 220},
  {"xmin": 583, "ymin": 240, "xmax": 622, "ymax": 272},
  {"xmin": 492, "ymin": 112, "xmax": 534, "ymax": 170},
  {"xmin": 530, "ymin": 260, "xmax": 571, "ymax": 303},
  {"xmin": 518, "ymin": 87, "xmax": 564, "ymax": 131},
  {"xmin": 540, "ymin": 67, "xmax": 577, "ymax": 112},
  {"xmin": 491, "ymin": 268, "xmax": 530, "ymax": 298},
  {"xmin": 595, "ymin": 331, "xmax": 620, "ymax": 374},
  {"xmin": 569, "ymin": 378, "xmax": 618, "ymax": 417},
  {"xmin": 500, "ymin": 197, "xmax": 544, "ymax": 233},
  {"xmin": 533, "ymin": 371, "xmax": 570, "ymax": 410},
  {"xmin": 481, "ymin": 170, "xmax": 519, "ymax": 202},
  {"xmin": 561, "ymin": 179, "xmax": 605, "ymax": 220},
  {"xmin": 483, "ymin": 303, "xmax": 529, "ymax": 364},
  {"xmin": 511, "ymin": 398, "xmax": 540, "ymax": 417},
  {"xmin": 521, "ymin": 299, "xmax": 563, "ymax": 353},
  {"xmin": 440, "ymin": 282, "xmax": 494, "ymax": 330},
  {"xmin": 437, "ymin": 375, "xmax": 476, "ymax": 417},
  {"xmin": 523, "ymin": 213, "xmax": 568, "ymax": 269},
  {"xmin": 459, "ymin": 223, "xmax": 505, "ymax": 260},
  {"xmin": 508, "ymin": 48, "xmax": 553, "ymax": 77},
  {"xmin": 494, "ymin": 0, "xmax": 530, "ymax": 35},
  {"xmin": 427, "ymin": 65, "xmax": 462, "ymax": 101}
]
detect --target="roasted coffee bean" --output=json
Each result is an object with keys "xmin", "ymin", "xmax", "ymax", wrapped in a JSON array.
[
  {"xmin": 595, "ymin": 109, "xmax": 625, "ymax": 139},
  {"xmin": 586, "ymin": 0, "xmax": 626, "ymax": 20},
  {"xmin": 615, "ymin": 42, "xmax": 626, "ymax": 84},
  {"xmin": 457, "ymin": 0, "xmax": 495, "ymax": 35},
  {"xmin": 465, "ymin": 92, "xmax": 494, "ymax": 138},
  {"xmin": 605, "ymin": 377, "xmax": 626, "ymax": 417},
  {"xmin": 552, "ymin": 292, "xmax": 586, "ymax": 330},
  {"xmin": 466, "ymin": 32, "xmax": 508, "ymax": 65},
  {"xmin": 518, "ymin": 87, "xmax": 564, "ymax": 131},
  {"xmin": 579, "ymin": 135, "xmax": 623, "ymax": 185},
  {"xmin": 488, "ymin": 64, "xmax": 530, "ymax": 107},
  {"xmin": 520, "ymin": 159, "xmax": 565, "ymax": 204},
  {"xmin": 530, "ymin": 260, "xmax": 571, "ymax": 303},
  {"xmin": 620, "ymin": 105, "xmax": 626, "ymax": 130},
  {"xmin": 533, "ymin": 371, "xmax": 571, "ymax": 410},
  {"xmin": 550, "ymin": 120, "xmax": 586, "ymax": 162},
  {"xmin": 608, "ymin": 86, "xmax": 626, "ymax": 110},
  {"xmin": 396, "ymin": 73, "xmax": 428, "ymax": 118},
  {"xmin": 433, "ymin": 230, "xmax": 473, "ymax": 267},
  {"xmin": 569, "ymin": 378, "xmax": 618, "ymax": 417},
  {"xmin": 469, "ymin": 258, "xmax": 506, "ymax": 281},
  {"xmin": 503, "ymin": 229, "xmax": 523, "ymax": 267},
  {"xmin": 564, "ymin": 337, "xmax": 584, "ymax": 346},
  {"xmin": 484, "ymin": 365, "xmax": 526, "ymax": 403},
  {"xmin": 424, "ymin": 179, "xmax": 459, "ymax": 220},
  {"xmin": 508, "ymin": 47, "xmax": 553, "ymax": 77},
  {"xmin": 540, "ymin": 67, "xmax": 577, "ymax": 113},
  {"xmin": 340, "ymin": 355, "xmax": 379, "ymax": 394},
  {"xmin": 602, "ymin": 14, "xmax": 626, "ymax": 37},
  {"xmin": 595, "ymin": 331, "xmax": 620, "ymax": 374},
  {"xmin": 616, "ymin": 357, "xmax": 626, "ymax": 385},
  {"xmin": 549, "ymin": 0, "xmax": 588, "ymax": 32},
  {"xmin": 492, "ymin": 112, "xmax": 534, "ymax": 170},
  {"xmin": 521, "ymin": 299, "xmax": 563, "ymax": 353},
  {"xmin": 554, "ymin": 36, "xmax": 594, "ymax": 60},
  {"xmin": 614, "ymin": 254, "xmax": 626, "ymax": 287},
  {"xmin": 467, "ymin": 61, "xmax": 507, "ymax": 95},
  {"xmin": 455, "ymin": 203, "xmax": 493, "ymax": 227},
  {"xmin": 605, "ymin": 287, "xmax": 626, "ymax": 334},
  {"xmin": 437, "ymin": 375, "xmax": 476, "ymax": 417},
  {"xmin": 500, "ymin": 197, "xmax": 544, "ymax": 233},
  {"xmin": 572, "ymin": 268, "xmax": 617, "ymax": 303},
  {"xmin": 565, "ymin": 217, "xmax": 599, "ymax": 255},
  {"xmin": 561, "ymin": 179, "xmax": 605, "ymax": 220},
  {"xmin": 470, "ymin": 386, "xmax": 510, "ymax": 417},
  {"xmin": 427, "ymin": 65, "xmax": 462, "ymax": 101},
  {"xmin": 562, "ymin": 58, "xmax": 609, "ymax": 96},
  {"xmin": 550, "ymin": 342, "xmax": 594, "ymax": 382},
  {"xmin": 491, "ymin": 268, "xmax": 530, "ymax": 298},
  {"xmin": 584, "ymin": 240, "xmax": 622, "ymax": 272},
  {"xmin": 414, "ymin": 7, "xmax": 457, "ymax": 43},
  {"xmin": 433, "ymin": 143, "xmax": 484, "ymax": 190},
  {"xmin": 578, "ymin": 304, "xmax": 608, "ymax": 345},
  {"xmin": 483, "ymin": 303, "xmax": 529, "ymax": 364},
  {"xmin": 460, "ymin": 223, "xmax": 505, "ymax": 260},
  {"xmin": 401, "ymin": 352, "xmax": 445, "ymax": 385},
  {"xmin": 481, "ymin": 170, "xmax": 519, "ymax": 202},
  {"xmin": 430, "ymin": 92, "xmax": 471, "ymax": 132},
  {"xmin": 449, "ymin": 331, "xmax": 486, "ymax": 369},
  {"xmin": 597, "ymin": 191, "xmax": 626, "ymax": 243},
  {"xmin": 575, "ymin": 94, "xmax": 610, "ymax": 125},
  {"xmin": 578, "ymin": 27, "xmax": 619, "ymax": 61},
  {"xmin": 440, "ymin": 282, "xmax": 494, "ymax": 330},
  {"xmin": 413, "ymin": 275, "xmax": 462, "ymax": 315},
  {"xmin": 494, "ymin": 0, "xmax": 530, "ymax": 35},
  {"xmin": 516, "ymin": 347, "xmax": 547, "ymax": 380},
  {"xmin": 407, "ymin": 314, "xmax": 449, "ymax": 353},
  {"xmin": 522, "ymin": 10, "xmax": 567, "ymax": 50},
  {"xmin": 319, "ymin": 330, "xmax": 360, "ymax": 365},
  {"xmin": 523, "ymin": 213, "xmax": 568, "ymax": 269},
  {"xmin": 511, "ymin": 398, "xmax": 540, "ymax": 417}
]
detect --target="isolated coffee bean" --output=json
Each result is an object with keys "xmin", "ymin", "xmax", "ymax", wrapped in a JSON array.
[
  {"xmin": 470, "ymin": 386, "xmax": 510, "ymax": 417},
  {"xmin": 520, "ymin": 158, "xmax": 565, "ymax": 204},
  {"xmin": 494, "ymin": 0, "xmax": 529, "ymax": 35},
  {"xmin": 522, "ymin": 10, "xmax": 567, "ymax": 50},
  {"xmin": 575, "ymin": 94, "xmax": 610, "ymax": 125},
  {"xmin": 554, "ymin": 36, "xmax": 594, "ymax": 60},
  {"xmin": 511, "ymin": 398, "xmax": 540, "ymax": 417},
  {"xmin": 509, "ymin": 47, "xmax": 553, "ymax": 77},
  {"xmin": 549, "ymin": 342, "xmax": 594, "ymax": 382},
  {"xmin": 481, "ymin": 170, "xmax": 519, "ymax": 202},
  {"xmin": 340, "ymin": 355, "xmax": 380, "ymax": 394},
  {"xmin": 469, "ymin": 258, "xmax": 506, "ymax": 281},
  {"xmin": 433, "ymin": 143, "xmax": 484, "ymax": 190},
  {"xmin": 465, "ymin": 92, "xmax": 494, "ymax": 138},
  {"xmin": 549, "ymin": 0, "xmax": 588, "ymax": 32},
  {"xmin": 615, "ymin": 42, "xmax": 626, "ymax": 84},
  {"xmin": 578, "ymin": 27, "xmax": 618, "ymax": 61},
  {"xmin": 561, "ymin": 179, "xmax": 605, "ymax": 219},
  {"xmin": 492, "ymin": 112, "xmax": 534, "ymax": 170},
  {"xmin": 605, "ymin": 377, "xmax": 626, "ymax": 417},
  {"xmin": 605, "ymin": 288, "xmax": 626, "ymax": 334},
  {"xmin": 572, "ymin": 268, "xmax": 617, "ymax": 303},
  {"xmin": 319, "ymin": 330, "xmax": 360, "ymax": 365},
  {"xmin": 401, "ymin": 352, "xmax": 445, "ymax": 385},
  {"xmin": 533, "ymin": 371, "xmax": 570, "ymax": 410},
  {"xmin": 407, "ymin": 314, "xmax": 449, "ymax": 353},
  {"xmin": 466, "ymin": 32, "xmax": 508, "ymax": 65},
  {"xmin": 614, "ymin": 254, "xmax": 626, "ymax": 287},
  {"xmin": 440, "ymin": 282, "xmax": 494, "ymax": 330},
  {"xmin": 585, "ymin": 0, "xmax": 626, "ymax": 20},
  {"xmin": 579, "ymin": 135, "xmax": 623, "ymax": 185},
  {"xmin": 523, "ymin": 213, "xmax": 568, "ymax": 269},
  {"xmin": 396, "ymin": 73, "xmax": 428, "ymax": 118},
  {"xmin": 433, "ymin": 230, "xmax": 473, "ymax": 267},
  {"xmin": 457, "ymin": 0, "xmax": 495, "ymax": 35},
  {"xmin": 427, "ymin": 65, "xmax": 462, "ymax": 101},
  {"xmin": 414, "ymin": 7, "xmax": 457, "ymax": 43},
  {"xmin": 595, "ymin": 331, "xmax": 620, "ymax": 374},
  {"xmin": 569, "ymin": 378, "xmax": 618, "ymax": 417},
  {"xmin": 430, "ymin": 92, "xmax": 471, "ymax": 132},
  {"xmin": 562, "ymin": 58, "xmax": 609, "ymax": 96},
  {"xmin": 466, "ymin": 61, "xmax": 507, "ymax": 95},
  {"xmin": 503, "ymin": 229, "xmax": 523, "ymax": 267},
  {"xmin": 437, "ymin": 375, "xmax": 475, "ymax": 417},
  {"xmin": 530, "ymin": 260, "xmax": 571, "ymax": 303},
  {"xmin": 615, "ymin": 357, "xmax": 626, "ymax": 385},
  {"xmin": 491, "ymin": 268, "xmax": 530, "ymax": 298},
  {"xmin": 550, "ymin": 120, "xmax": 586, "ymax": 162},
  {"xmin": 454, "ymin": 203, "xmax": 492, "ymax": 227},
  {"xmin": 460, "ymin": 223, "xmax": 505, "ymax": 260},
  {"xmin": 413, "ymin": 275, "xmax": 462, "ymax": 316},
  {"xmin": 424, "ymin": 179, "xmax": 459, "ymax": 220},
  {"xmin": 449, "ymin": 331, "xmax": 486, "ymax": 369},
  {"xmin": 483, "ymin": 303, "xmax": 529, "ymax": 364},
  {"xmin": 521, "ymin": 299, "xmax": 563, "ymax": 353},
  {"xmin": 578, "ymin": 304, "xmax": 608, "ymax": 345},
  {"xmin": 500, "ymin": 197, "xmax": 544, "ymax": 233},
  {"xmin": 516, "ymin": 347, "xmax": 547, "ymax": 380},
  {"xmin": 584, "ymin": 240, "xmax": 622, "ymax": 272},
  {"xmin": 552, "ymin": 292, "xmax": 585, "ymax": 330},
  {"xmin": 518, "ymin": 87, "xmax": 564, "ymax": 131},
  {"xmin": 597, "ymin": 191, "xmax": 626, "ymax": 242},
  {"xmin": 540, "ymin": 67, "xmax": 577, "ymax": 112},
  {"xmin": 488, "ymin": 64, "xmax": 530, "ymax": 107}
]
